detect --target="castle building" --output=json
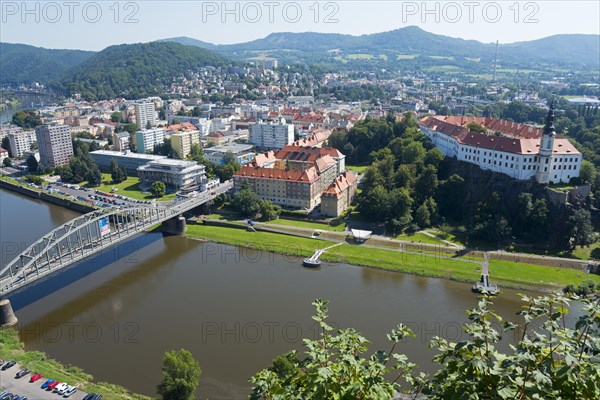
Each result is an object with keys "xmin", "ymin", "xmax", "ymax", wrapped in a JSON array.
[{"xmin": 419, "ymin": 105, "xmax": 581, "ymax": 184}]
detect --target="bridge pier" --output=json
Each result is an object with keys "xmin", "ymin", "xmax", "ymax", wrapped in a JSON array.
[
  {"xmin": 0, "ymin": 298, "xmax": 18, "ymax": 327},
  {"xmin": 162, "ymin": 215, "xmax": 187, "ymax": 236}
]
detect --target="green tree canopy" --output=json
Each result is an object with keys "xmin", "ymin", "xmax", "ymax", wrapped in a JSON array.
[
  {"xmin": 157, "ymin": 349, "xmax": 201, "ymax": 400},
  {"xmin": 151, "ymin": 181, "xmax": 166, "ymax": 198}
]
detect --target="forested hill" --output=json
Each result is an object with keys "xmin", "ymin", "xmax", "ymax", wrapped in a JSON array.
[
  {"xmin": 0, "ymin": 43, "xmax": 94, "ymax": 85},
  {"xmin": 64, "ymin": 42, "xmax": 228, "ymax": 100}
]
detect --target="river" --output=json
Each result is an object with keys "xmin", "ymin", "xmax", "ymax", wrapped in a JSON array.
[{"xmin": 0, "ymin": 189, "xmax": 538, "ymax": 399}]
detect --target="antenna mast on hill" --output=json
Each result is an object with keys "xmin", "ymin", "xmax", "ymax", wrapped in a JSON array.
[{"xmin": 492, "ymin": 40, "xmax": 499, "ymax": 83}]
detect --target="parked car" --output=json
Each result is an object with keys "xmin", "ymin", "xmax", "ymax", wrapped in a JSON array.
[
  {"xmin": 63, "ymin": 386, "xmax": 77, "ymax": 397},
  {"xmin": 0, "ymin": 392, "xmax": 12, "ymax": 400},
  {"xmin": 30, "ymin": 373, "xmax": 43, "ymax": 382},
  {"xmin": 54, "ymin": 382, "xmax": 68, "ymax": 394},
  {"xmin": 47, "ymin": 380, "xmax": 60, "ymax": 390},
  {"xmin": 15, "ymin": 368, "xmax": 30, "ymax": 378},
  {"xmin": 1, "ymin": 360, "xmax": 16, "ymax": 370},
  {"xmin": 41, "ymin": 378, "xmax": 56, "ymax": 389}
]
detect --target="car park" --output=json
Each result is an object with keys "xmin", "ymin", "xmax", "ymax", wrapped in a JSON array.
[{"xmin": 15, "ymin": 368, "xmax": 30, "ymax": 378}]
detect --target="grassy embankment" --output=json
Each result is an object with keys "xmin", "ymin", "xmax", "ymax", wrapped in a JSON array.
[
  {"xmin": 185, "ymin": 225, "xmax": 600, "ymax": 292},
  {"xmin": 0, "ymin": 328, "xmax": 150, "ymax": 400}
]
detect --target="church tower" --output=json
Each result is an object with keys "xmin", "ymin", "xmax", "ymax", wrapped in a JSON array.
[{"xmin": 536, "ymin": 103, "xmax": 556, "ymax": 184}]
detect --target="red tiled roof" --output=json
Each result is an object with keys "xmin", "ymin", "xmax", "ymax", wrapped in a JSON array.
[
  {"xmin": 420, "ymin": 116, "xmax": 581, "ymax": 156},
  {"xmin": 322, "ymin": 171, "xmax": 357, "ymax": 197},
  {"xmin": 235, "ymin": 165, "xmax": 319, "ymax": 183}
]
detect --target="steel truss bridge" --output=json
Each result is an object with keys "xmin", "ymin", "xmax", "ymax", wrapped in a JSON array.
[{"xmin": 0, "ymin": 194, "xmax": 213, "ymax": 296}]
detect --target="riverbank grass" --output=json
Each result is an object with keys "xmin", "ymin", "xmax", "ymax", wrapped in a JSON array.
[
  {"xmin": 185, "ymin": 225, "xmax": 600, "ymax": 292},
  {"xmin": 0, "ymin": 328, "xmax": 150, "ymax": 400},
  {"xmin": 264, "ymin": 218, "xmax": 346, "ymax": 232}
]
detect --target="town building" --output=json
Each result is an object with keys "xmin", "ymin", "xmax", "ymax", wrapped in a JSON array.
[
  {"xmin": 0, "ymin": 148, "xmax": 8, "ymax": 163},
  {"xmin": 249, "ymin": 119, "xmax": 295, "ymax": 149},
  {"xmin": 234, "ymin": 166, "xmax": 322, "ymax": 209},
  {"xmin": 137, "ymin": 159, "xmax": 206, "ymax": 192},
  {"xmin": 112, "ymin": 131, "xmax": 130, "ymax": 152},
  {"xmin": 90, "ymin": 150, "xmax": 166, "ymax": 176},
  {"xmin": 35, "ymin": 124, "xmax": 73, "ymax": 168},
  {"xmin": 135, "ymin": 102, "xmax": 156, "ymax": 129},
  {"xmin": 170, "ymin": 130, "xmax": 200, "ymax": 159},
  {"xmin": 419, "ymin": 106, "xmax": 582, "ymax": 184},
  {"xmin": 234, "ymin": 145, "xmax": 348, "ymax": 211},
  {"xmin": 7, "ymin": 128, "xmax": 36, "ymax": 158},
  {"xmin": 205, "ymin": 143, "xmax": 255, "ymax": 165},
  {"xmin": 320, "ymin": 171, "xmax": 358, "ymax": 217},
  {"xmin": 135, "ymin": 128, "xmax": 165, "ymax": 154}
]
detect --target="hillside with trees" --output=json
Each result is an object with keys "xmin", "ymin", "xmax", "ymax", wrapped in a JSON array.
[
  {"xmin": 0, "ymin": 43, "xmax": 94, "ymax": 85},
  {"xmin": 64, "ymin": 42, "xmax": 228, "ymax": 100}
]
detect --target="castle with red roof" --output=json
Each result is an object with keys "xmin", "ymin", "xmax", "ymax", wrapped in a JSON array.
[{"xmin": 419, "ymin": 105, "xmax": 582, "ymax": 184}]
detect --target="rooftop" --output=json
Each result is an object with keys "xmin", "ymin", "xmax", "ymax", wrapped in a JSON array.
[{"xmin": 90, "ymin": 150, "xmax": 167, "ymax": 160}]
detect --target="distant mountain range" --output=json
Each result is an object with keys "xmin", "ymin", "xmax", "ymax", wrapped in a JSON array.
[
  {"xmin": 1, "ymin": 26, "xmax": 598, "ymax": 89},
  {"xmin": 160, "ymin": 26, "xmax": 600, "ymax": 69}
]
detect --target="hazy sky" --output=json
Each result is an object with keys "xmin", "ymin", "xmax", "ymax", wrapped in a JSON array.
[{"xmin": 1, "ymin": 1, "xmax": 598, "ymax": 50}]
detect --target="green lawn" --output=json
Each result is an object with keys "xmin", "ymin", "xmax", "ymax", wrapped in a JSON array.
[
  {"xmin": 265, "ymin": 217, "xmax": 346, "ymax": 232},
  {"xmin": 185, "ymin": 225, "xmax": 600, "ymax": 291},
  {"xmin": 82, "ymin": 173, "xmax": 176, "ymax": 201},
  {"xmin": 396, "ymin": 232, "xmax": 445, "ymax": 245},
  {"xmin": 571, "ymin": 241, "xmax": 600, "ymax": 261},
  {"xmin": 346, "ymin": 164, "xmax": 369, "ymax": 174}
]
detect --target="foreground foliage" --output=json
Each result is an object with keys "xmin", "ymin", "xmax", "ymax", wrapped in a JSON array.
[{"xmin": 251, "ymin": 292, "xmax": 600, "ymax": 399}]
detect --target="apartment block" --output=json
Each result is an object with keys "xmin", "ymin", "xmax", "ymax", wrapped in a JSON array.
[
  {"xmin": 249, "ymin": 119, "xmax": 294, "ymax": 149},
  {"xmin": 7, "ymin": 128, "xmax": 36, "ymax": 158},
  {"xmin": 135, "ymin": 102, "xmax": 156, "ymax": 129},
  {"xmin": 35, "ymin": 124, "xmax": 74, "ymax": 168},
  {"xmin": 135, "ymin": 128, "xmax": 165, "ymax": 154}
]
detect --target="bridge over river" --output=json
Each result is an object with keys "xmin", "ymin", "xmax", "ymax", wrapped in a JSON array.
[{"xmin": 0, "ymin": 185, "xmax": 230, "ymax": 324}]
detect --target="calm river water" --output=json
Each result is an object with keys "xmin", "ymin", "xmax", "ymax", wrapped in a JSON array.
[{"xmin": 0, "ymin": 189, "xmax": 537, "ymax": 399}]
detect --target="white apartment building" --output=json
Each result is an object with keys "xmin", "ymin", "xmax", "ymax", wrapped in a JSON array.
[
  {"xmin": 138, "ymin": 159, "xmax": 206, "ymax": 192},
  {"xmin": 419, "ymin": 107, "xmax": 582, "ymax": 184},
  {"xmin": 135, "ymin": 128, "xmax": 166, "ymax": 154},
  {"xmin": 249, "ymin": 119, "xmax": 295, "ymax": 149},
  {"xmin": 7, "ymin": 128, "xmax": 37, "ymax": 158},
  {"xmin": 135, "ymin": 102, "xmax": 156, "ymax": 129},
  {"xmin": 35, "ymin": 124, "xmax": 74, "ymax": 168}
]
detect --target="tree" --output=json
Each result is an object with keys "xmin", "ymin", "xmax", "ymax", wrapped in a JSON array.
[
  {"xmin": 252, "ymin": 293, "xmax": 600, "ymax": 400},
  {"xmin": 568, "ymin": 209, "xmax": 595, "ymax": 250},
  {"xmin": 26, "ymin": 154, "xmax": 38, "ymax": 173},
  {"xmin": 415, "ymin": 203, "xmax": 431, "ymax": 228},
  {"xmin": 1, "ymin": 136, "xmax": 12, "ymax": 157},
  {"xmin": 357, "ymin": 185, "xmax": 390, "ymax": 222},
  {"xmin": 11, "ymin": 110, "xmax": 41, "ymax": 129},
  {"xmin": 466, "ymin": 122, "xmax": 487, "ymax": 133},
  {"xmin": 250, "ymin": 300, "xmax": 417, "ymax": 399},
  {"xmin": 24, "ymin": 174, "xmax": 44, "ymax": 185},
  {"xmin": 3, "ymin": 157, "xmax": 11, "ymax": 167},
  {"xmin": 86, "ymin": 165, "xmax": 102, "ymax": 187},
  {"xmin": 259, "ymin": 200, "xmax": 281, "ymax": 221},
  {"xmin": 157, "ymin": 349, "xmax": 201, "ymax": 400},
  {"xmin": 111, "ymin": 111, "xmax": 122, "ymax": 123},
  {"xmin": 151, "ymin": 181, "xmax": 166, "ymax": 198},
  {"xmin": 233, "ymin": 185, "xmax": 260, "ymax": 217},
  {"xmin": 110, "ymin": 159, "xmax": 127, "ymax": 183},
  {"xmin": 400, "ymin": 141, "xmax": 425, "ymax": 165},
  {"xmin": 580, "ymin": 159, "xmax": 596, "ymax": 184}
]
